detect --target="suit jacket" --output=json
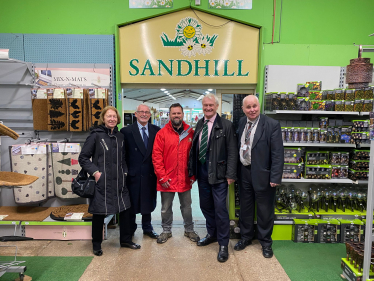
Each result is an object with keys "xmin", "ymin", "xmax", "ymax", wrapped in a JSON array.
[
  {"xmin": 237, "ymin": 114, "xmax": 283, "ymax": 190},
  {"xmin": 120, "ymin": 122, "xmax": 160, "ymax": 214}
]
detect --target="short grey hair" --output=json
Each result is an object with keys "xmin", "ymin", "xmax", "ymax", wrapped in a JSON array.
[
  {"xmin": 242, "ymin": 95, "xmax": 259, "ymax": 106},
  {"xmin": 202, "ymin": 93, "xmax": 219, "ymax": 105},
  {"xmin": 136, "ymin": 103, "xmax": 150, "ymax": 112}
]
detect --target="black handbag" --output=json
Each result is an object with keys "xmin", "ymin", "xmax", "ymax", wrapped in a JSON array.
[
  {"xmin": 72, "ymin": 133, "xmax": 99, "ymax": 198},
  {"xmin": 71, "ymin": 169, "xmax": 96, "ymax": 198}
]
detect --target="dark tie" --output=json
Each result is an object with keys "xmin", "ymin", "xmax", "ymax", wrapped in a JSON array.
[
  {"xmin": 141, "ymin": 127, "xmax": 148, "ymax": 149},
  {"xmin": 199, "ymin": 120, "xmax": 209, "ymax": 164},
  {"xmin": 243, "ymin": 122, "xmax": 253, "ymax": 159}
]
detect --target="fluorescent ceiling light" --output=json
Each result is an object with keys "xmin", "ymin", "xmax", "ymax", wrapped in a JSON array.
[
  {"xmin": 205, "ymin": 91, "xmax": 210, "ymax": 94},
  {"xmin": 160, "ymin": 88, "xmax": 166, "ymax": 91},
  {"xmin": 172, "ymin": 96, "xmax": 176, "ymax": 100},
  {"xmin": 208, "ymin": 89, "xmax": 213, "ymax": 91},
  {"xmin": 197, "ymin": 95, "xmax": 204, "ymax": 101}
]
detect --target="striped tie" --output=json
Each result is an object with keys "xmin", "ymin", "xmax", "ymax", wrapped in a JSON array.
[{"xmin": 199, "ymin": 120, "xmax": 209, "ymax": 164}]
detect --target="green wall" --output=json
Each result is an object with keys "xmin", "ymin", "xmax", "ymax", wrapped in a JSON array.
[{"xmin": 1, "ymin": 0, "xmax": 374, "ymax": 101}]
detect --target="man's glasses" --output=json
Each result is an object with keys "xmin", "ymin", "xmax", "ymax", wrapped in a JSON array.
[{"xmin": 137, "ymin": 111, "xmax": 151, "ymax": 115}]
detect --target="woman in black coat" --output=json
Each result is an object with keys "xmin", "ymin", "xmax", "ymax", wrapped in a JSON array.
[{"xmin": 79, "ymin": 106, "xmax": 141, "ymax": 256}]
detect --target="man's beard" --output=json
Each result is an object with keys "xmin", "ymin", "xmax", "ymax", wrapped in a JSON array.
[{"xmin": 171, "ymin": 118, "xmax": 182, "ymax": 127}]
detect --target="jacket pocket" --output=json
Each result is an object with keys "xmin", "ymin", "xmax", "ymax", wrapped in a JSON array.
[{"xmin": 217, "ymin": 160, "xmax": 227, "ymax": 180}]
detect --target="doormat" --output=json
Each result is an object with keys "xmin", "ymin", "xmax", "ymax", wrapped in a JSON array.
[
  {"xmin": 0, "ymin": 206, "xmax": 56, "ymax": 222},
  {"xmin": 0, "ymin": 256, "xmax": 93, "ymax": 281},
  {"xmin": 273, "ymin": 241, "xmax": 346, "ymax": 281}
]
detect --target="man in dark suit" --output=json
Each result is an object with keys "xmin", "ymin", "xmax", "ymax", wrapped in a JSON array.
[
  {"xmin": 234, "ymin": 95, "xmax": 283, "ymax": 258},
  {"xmin": 121, "ymin": 104, "xmax": 160, "ymax": 239},
  {"xmin": 188, "ymin": 93, "xmax": 238, "ymax": 263}
]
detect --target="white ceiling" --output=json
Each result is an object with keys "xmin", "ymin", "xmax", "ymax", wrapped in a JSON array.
[{"xmin": 122, "ymin": 88, "xmax": 233, "ymax": 103}]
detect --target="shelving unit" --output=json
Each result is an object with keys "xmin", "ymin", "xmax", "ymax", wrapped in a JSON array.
[
  {"xmin": 283, "ymin": 143, "xmax": 356, "ymax": 147},
  {"xmin": 282, "ymin": 179, "xmax": 353, "ymax": 184},
  {"xmin": 265, "ymin": 110, "xmax": 361, "ymax": 115}
]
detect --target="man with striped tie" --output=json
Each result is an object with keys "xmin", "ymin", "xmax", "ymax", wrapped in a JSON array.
[
  {"xmin": 234, "ymin": 95, "xmax": 283, "ymax": 259},
  {"xmin": 188, "ymin": 93, "xmax": 238, "ymax": 263}
]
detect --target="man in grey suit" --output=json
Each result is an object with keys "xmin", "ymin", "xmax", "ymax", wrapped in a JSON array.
[{"xmin": 234, "ymin": 95, "xmax": 283, "ymax": 258}]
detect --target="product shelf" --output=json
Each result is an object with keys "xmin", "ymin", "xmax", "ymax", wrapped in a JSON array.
[
  {"xmin": 283, "ymin": 143, "xmax": 356, "ymax": 147},
  {"xmin": 265, "ymin": 110, "xmax": 360, "ymax": 115},
  {"xmin": 281, "ymin": 179, "xmax": 353, "ymax": 184}
]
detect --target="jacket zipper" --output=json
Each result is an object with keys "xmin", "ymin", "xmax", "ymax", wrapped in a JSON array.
[
  {"xmin": 99, "ymin": 141, "xmax": 108, "ymax": 215},
  {"xmin": 113, "ymin": 135, "xmax": 127, "ymax": 211}
]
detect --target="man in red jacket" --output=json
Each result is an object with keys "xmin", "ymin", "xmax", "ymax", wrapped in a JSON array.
[{"xmin": 152, "ymin": 103, "xmax": 200, "ymax": 244}]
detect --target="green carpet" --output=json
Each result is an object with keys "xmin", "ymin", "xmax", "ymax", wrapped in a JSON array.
[
  {"xmin": 273, "ymin": 241, "xmax": 346, "ymax": 281},
  {"xmin": 0, "ymin": 256, "xmax": 93, "ymax": 281}
]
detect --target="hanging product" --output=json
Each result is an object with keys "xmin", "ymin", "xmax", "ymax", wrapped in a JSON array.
[
  {"xmin": 31, "ymin": 88, "xmax": 49, "ymax": 131},
  {"xmin": 51, "ymin": 143, "xmax": 81, "ymax": 199},
  {"xmin": 346, "ymin": 46, "xmax": 373, "ymax": 89},
  {"xmin": 9, "ymin": 144, "xmax": 48, "ymax": 204},
  {"xmin": 67, "ymin": 98, "xmax": 84, "ymax": 131}
]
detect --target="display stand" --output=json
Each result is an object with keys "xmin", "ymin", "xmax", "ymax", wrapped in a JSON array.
[
  {"xmin": 0, "ymin": 246, "xmax": 26, "ymax": 281},
  {"xmin": 362, "ymin": 141, "xmax": 374, "ymax": 281}
]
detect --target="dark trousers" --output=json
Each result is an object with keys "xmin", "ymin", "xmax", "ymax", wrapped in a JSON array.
[
  {"xmin": 92, "ymin": 208, "xmax": 132, "ymax": 250},
  {"xmin": 197, "ymin": 161, "xmax": 230, "ymax": 246},
  {"xmin": 130, "ymin": 213, "xmax": 153, "ymax": 233},
  {"xmin": 239, "ymin": 164, "xmax": 276, "ymax": 247}
]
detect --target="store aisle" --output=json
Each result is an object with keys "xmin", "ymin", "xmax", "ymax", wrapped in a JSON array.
[{"xmin": 0, "ymin": 226, "xmax": 290, "ymax": 281}]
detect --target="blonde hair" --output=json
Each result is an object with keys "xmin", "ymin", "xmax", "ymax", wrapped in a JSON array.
[{"xmin": 99, "ymin": 106, "xmax": 121, "ymax": 125}]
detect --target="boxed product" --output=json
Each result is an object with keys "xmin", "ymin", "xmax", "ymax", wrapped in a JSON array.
[
  {"xmin": 305, "ymin": 165, "xmax": 332, "ymax": 179},
  {"xmin": 340, "ymin": 127, "xmax": 352, "ymax": 144},
  {"xmin": 331, "ymin": 165, "xmax": 348, "ymax": 179},
  {"xmin": 287, "ymin": 92, "xmax": 298, "ymax": 110},
  {"xmin": 339, "ymin": 219, "xmax": 364, "ymax": 243},
  {"xmin": 351, "ymin": 149, "xmax": 370, "ymax": 160},
  {"xmin": 363, "ymin": 99, "xmax": 373, "ymax": 112},
  {"xmin": 296, "ymin": 97, "xmax": 309, "ymax": 111},
  {"xmin": 319, "ymin": 129, "xmax": 327, "ymax": 143},
  {"xmin": 351, "ymin": 132, "xmax": 368, "ymax": 140},
  {"xmin": 349, "ymin": 160, "xmax": 369, "ymax": 170},
  {"xmin": 297, "ymin": 84, "xmax": 309, "ymax": 97},
  {"xmin": 354, "ymin": 99, "xmax": 364, "ymax": 112},
  {"xmin": 348, "ymin": 169, "xmax": 369, "ymax": 181},
  {"xmin": 282, "ymin": 163, "xmax": 304, "ymax": 179},
  {"xmin": 280, "ymin": 92, "xmax": 288, "ymax": 110},
  {"xmin": 326, "ymin": 90, "xmax": 335, "ymax": 100},
  {"xmin": 305, "ymin": 81, "xmax": 322, "ymax": 91},
  {"xmin": 344, "ymin": 101, "xmax": 354, "ymax": 111},
  {"xmin": 284, "ymin": 147, "xmax": 305, "ymax": 163},
  {"xmin": 335, "ymin": 100, "xmax": 345, "ymax": 111},
  {"xmin": 306, "ymin": 151, "xmax": 329, "ymax": 165},
  {"xmin": 269, "ymin": 93, "xmax": 281, "ymax": 110},
  {"xmin": 310, "ymin": 100, "xmax": 325, "ymax": 111},
  {"xmin": 353, "ymin": 120, "xmax": 369, "ymax": 128},
  {"xmin": 355, "ymin": 89, "xmax": 365, "ymax": 100},
  {"xmin": 345, "ymin": 89, "xmax": 355, "ymax": 101},
  {"xmin": 309, "ymin": 91, "xmax": 323, "ymax": 100},
  {"xmin": 292, "ymin": 219, "xmax": 319, "ymax": 243},
  {"xmin": 334, "ymin": 89, "xmax": 345, "ymax": 100},
  {"xmin": 325, "ymin": 100, "xmax": 335, "ymax": 111},
  {"xmin": 364, "ymin": 87, "xmax": 374, "ymax": 99},
  {"xmin": 317, "ymin": 219, "xmax": 341, "ymax": 243}
]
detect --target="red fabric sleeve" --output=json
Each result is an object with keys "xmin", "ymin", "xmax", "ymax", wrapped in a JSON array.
[{"xmin": 152, "ymin": 130, "xmax": 168, "ymax": 184}]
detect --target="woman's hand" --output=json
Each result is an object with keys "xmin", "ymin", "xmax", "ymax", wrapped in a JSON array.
[{"xmin": 94, "ymin": 172, "xmax": 102, "ymax": 183}]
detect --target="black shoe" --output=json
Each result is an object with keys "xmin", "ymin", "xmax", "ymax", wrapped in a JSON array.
[
  {"xmin": 197, "ymin": 234, "xmax": 217, "ymax": 246},
  {"xmin": 262, "ymin": 246, "xmax": 273, "ymax": 258},
  {"xmin": 217, "ymin": 246, "xmax": 229, "ymax": 263},
  {"xmin": 143, "ymin": 230, "xmax": 159, "ymax": 239},
  {"xmin": 93, "ymin": 249, "xmax": 103, "ymax": 256},
  {"xmin": 121, "ymin": 242, "xmax": 141, "ymax": 250},
  {"xmin": 234, "ymin": 239, "xmax": 252, "ymax": 251}
]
